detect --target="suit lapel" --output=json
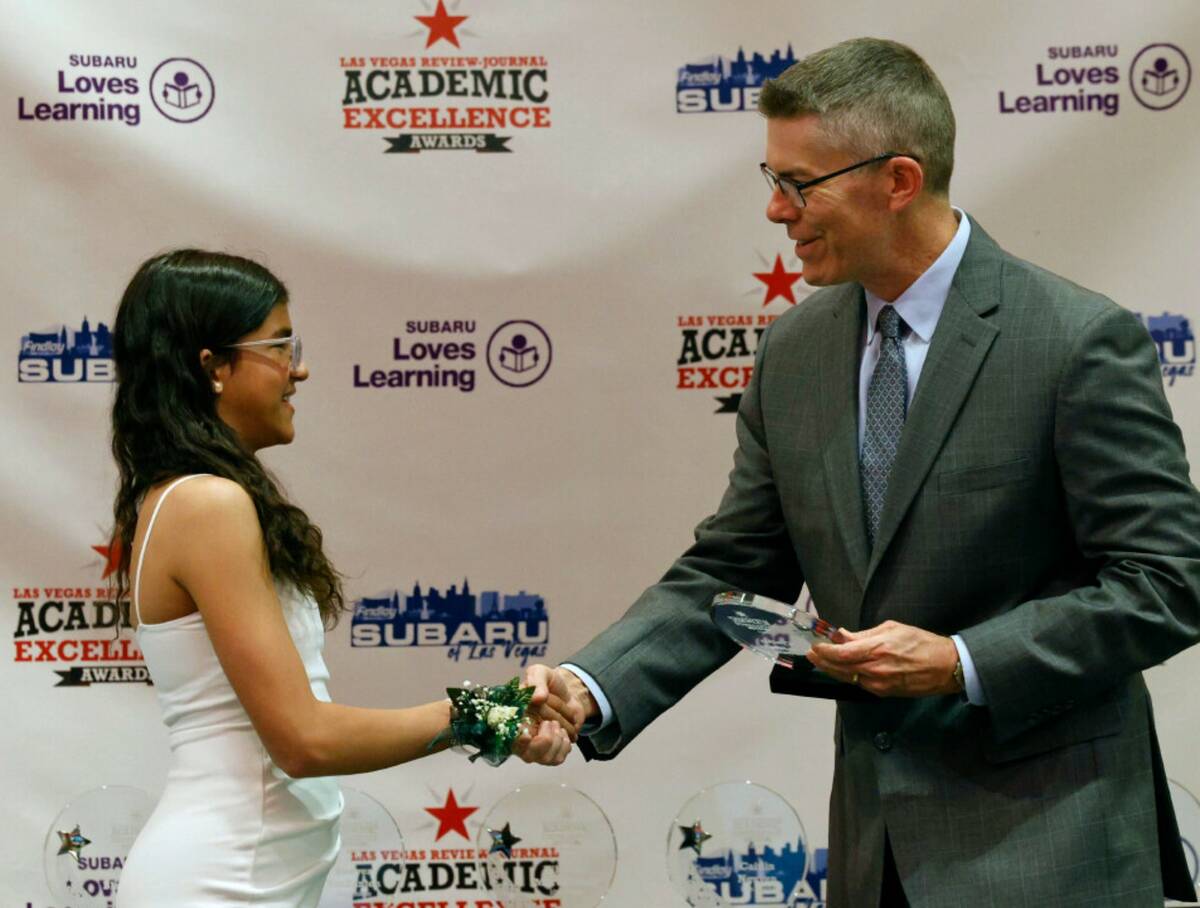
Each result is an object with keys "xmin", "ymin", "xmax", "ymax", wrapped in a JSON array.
[
  {"xmin": 819, "ymin": 286, "xmax": 870, "ymax": 589},
  {"xmin": 863, "ymin": 221, "xmax": 1003, "ymax": 587}
]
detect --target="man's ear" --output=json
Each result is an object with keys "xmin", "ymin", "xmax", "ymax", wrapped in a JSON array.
[{"xmin": 886, "ymin": 156, "xmax": 925, "ymax": 212}]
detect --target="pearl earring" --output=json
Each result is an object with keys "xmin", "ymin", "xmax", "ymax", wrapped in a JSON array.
[{"xmin": 212, "ymin": 381, "xmax": 223, "ymax": 394}]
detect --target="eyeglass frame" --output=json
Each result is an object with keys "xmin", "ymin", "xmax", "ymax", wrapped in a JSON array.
[
  {"xmin": 223, "ymin": 334, "xmax": 303, "ymax": 372},
  {"xmin": 760, "ymin": 152, "xmax": 920, "ymax": 208}
]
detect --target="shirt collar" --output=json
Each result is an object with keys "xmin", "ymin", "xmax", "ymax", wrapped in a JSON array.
[{"xmin": 865, "ymin": 207, "xmax": 971, "ymax": 344}]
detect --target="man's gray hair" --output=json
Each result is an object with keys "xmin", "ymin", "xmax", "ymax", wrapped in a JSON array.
[{"xmin": 759, "ymin": 38, "xmax": 955, "ymax": 196}]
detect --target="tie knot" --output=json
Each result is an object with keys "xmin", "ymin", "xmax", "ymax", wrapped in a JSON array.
[{"xmin": 877, "ymin": 305, "xmax": 902, "ymax": 340}]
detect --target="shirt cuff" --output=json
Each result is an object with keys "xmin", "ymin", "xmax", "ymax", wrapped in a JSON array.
[
  {"xmin": 558, "ymin": 663, "xmax": 614, "ymax": 732},
  {"xmin": 951, "ymin": 634, "xmax": 987, "ymax": 706}
]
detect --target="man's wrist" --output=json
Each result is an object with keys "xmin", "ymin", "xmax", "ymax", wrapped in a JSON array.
[
  {"xmin": 944, "ymin": 635, "xmax": 964, "ymax": 695},
  {"xmin": 950, "ymin": 633, "xmax": 987, "ymax": 705},
  {"xmin": 951, "ymin": 655, "xmax": 965, "ymax": 693},
  {"xmin": 558, "ymin": 662, "xmax": 614, "ymax": 731},
  {"xmin": 561, "ymin": 667, "xmax": 601, "ymax": 722}
]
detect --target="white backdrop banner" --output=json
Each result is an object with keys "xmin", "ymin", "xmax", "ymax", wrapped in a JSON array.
[{"xmin": 3, "ymin": 1, "xmax": 1199, "ymax": 905}]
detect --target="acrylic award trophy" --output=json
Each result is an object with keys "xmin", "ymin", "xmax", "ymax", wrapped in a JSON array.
[
  {"xmin": 43, "ymin": 784, "xmax": 153, "ymax": 907},
  {"xmin": 710, "ymin": 590, "xmax": 875, "ymax": 701},
  {"xmin": 318, "ymin": 787, "xmax": 405, "ymax": 907},
  {"xmin": 476, "ymin": 783, "xmax": 617, "ymax": 908},
  {"xmin": 710, "ymin": 591, "xmax": 838, "ymax": 666},
  {"xmin": 667, "ymin": 781, "xmax": 813, "ymax": 907}
]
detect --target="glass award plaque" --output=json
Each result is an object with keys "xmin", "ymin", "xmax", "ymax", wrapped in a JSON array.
[
  {"xmin": 667, "ymin": 781, "xmax": 812, "ymax": 907},
  {"xmin": 42, "ymin": 784, "xmax": 153, "ymax": 907},
  {"xmin": 711, "ymin": 591, "xmax": 838, "ymax": 667},
  {"xmin": 476, "ymin": 783, "xmax": 617, "ymax": 908},
  {"xmin": 319, "ymin": 786, "xmax": 405, "ymax": 907}
]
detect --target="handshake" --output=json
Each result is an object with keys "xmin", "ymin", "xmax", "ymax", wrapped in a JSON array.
[
  {"xmin": 507, "ymin": 620, "xmax": 964, "ymax": 766},
  {"xmin": 511, "ymin": 664, "xmax": 601, "ymax": 767}
]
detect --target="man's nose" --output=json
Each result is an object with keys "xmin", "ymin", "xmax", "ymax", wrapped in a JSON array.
[{"xmin": 766, "ymin": 186, "xmax": 800, "ymax": 224}]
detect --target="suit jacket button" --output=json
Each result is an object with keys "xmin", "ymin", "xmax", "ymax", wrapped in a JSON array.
[{"xmin": 873, "ymin": 732, "xmax": 892, "ymax": 752}]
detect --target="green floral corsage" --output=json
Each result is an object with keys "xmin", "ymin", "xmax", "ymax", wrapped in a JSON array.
[{"xmin": 429, "ymin": 677, "xmax": 535, "ymax": 766}]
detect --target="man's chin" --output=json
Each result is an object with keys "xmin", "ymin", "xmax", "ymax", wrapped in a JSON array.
[{"xmin": 800, "ymin": 266, "xmax": 852, "ymax": 288}]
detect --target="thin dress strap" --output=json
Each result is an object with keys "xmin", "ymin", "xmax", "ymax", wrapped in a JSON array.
[{"xmin": 133, "ymin": 474, "xmax": 209, "ymax": 625}]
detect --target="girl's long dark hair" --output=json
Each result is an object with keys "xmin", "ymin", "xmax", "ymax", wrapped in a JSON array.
[{"xmin": 110, "ymin": 249, "xmax": 344, "ymax": 625}]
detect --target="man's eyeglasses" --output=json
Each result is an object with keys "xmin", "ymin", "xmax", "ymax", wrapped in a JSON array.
[
  {"xmin": 224, "ymin": 335, "xmax": 303, "ymax": 372},
  {"xmin": 760, "ymin": 153, "xmax": 918, "ymax": 208}
]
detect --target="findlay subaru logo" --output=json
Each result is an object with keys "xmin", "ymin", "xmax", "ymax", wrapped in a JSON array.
[
  {"xmin": 668, "ymin": 783, "xmax": 828, "ymax": 906},
  {"xmin": 688, "ymin": 837, "xmax": 828, "ymax": 906},
  {"xmin": 340, "ymin": 1, "xmax": 552, "ymax": 154},
  {"xmin": 1138, "ymin": 311, "xmax": 1195, "ymax": 386},
  {"xmin": 18, "ymin": 316, "xmax": 114, "ymax": 383},
  {"xmin": 350, "ymin": 578, "xmax": 549, "ymax": 665},
  {"xmin": 676, "ymin": 44, "xmax": 797, "ymax": 114}
]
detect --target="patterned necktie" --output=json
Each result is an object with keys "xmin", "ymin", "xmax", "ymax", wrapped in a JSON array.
[{"xmin": 860, "ymin": 305, "xmax": 908, "ymax": 547}]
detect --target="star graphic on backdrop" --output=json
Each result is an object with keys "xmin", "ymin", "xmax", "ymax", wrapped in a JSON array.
[
  {"xmin": 678, "ymin": 819, "xmax": 713, "ymax": 855},
  {"xmin": 415, "ymin": 0, "xmax": 468, "ymax": 48},
  {"xmin": 753, "ymin": 254, "xmax": 803, "ymax": 307},
  {"xmin": 485, "ymin": 822, "xmax": 522, "ymax": 858},
  {"xmin": 57, "ymin": 825, "xmax": 91, "ymax": 866},
  {"xmin": 425, "ymin": 789, "xmax": 478, "ymax": 841},
  {"xmin": 91, "ymin": 541, "xmax": 122, "ymax": 580}
]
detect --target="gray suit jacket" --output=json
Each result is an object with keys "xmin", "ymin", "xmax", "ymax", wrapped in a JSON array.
[{"xmin": 569, "ymin": 218, "xmax": 1200, "ymax": 906}]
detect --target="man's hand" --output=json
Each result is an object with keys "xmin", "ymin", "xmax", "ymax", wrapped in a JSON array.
[
  {"xmin": 806, "ymin": 620, "xmax": 960, "ymax": 697},
  {"xmin": 514, "ymin": 664, "xmax": 599, "ymax": 764},
  {"xmin": 525, "ymin": 663, "xmax": 599, "ymax": 734}
]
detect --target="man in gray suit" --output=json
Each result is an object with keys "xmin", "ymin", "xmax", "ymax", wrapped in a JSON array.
[{"xmin": 523, "ymin": 37, "xmax": 1200, "ymax": 906}]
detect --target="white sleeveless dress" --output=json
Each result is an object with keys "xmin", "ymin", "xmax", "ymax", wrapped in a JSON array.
[{"xmin": 118, "ymin": 475, "xmax": 343, "ymax": 907}]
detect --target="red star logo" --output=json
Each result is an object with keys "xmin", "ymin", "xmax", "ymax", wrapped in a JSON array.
[
  {"xmin": 415, "ymin": 0, "xmax": 468, "ymax": 48},
  {"xmin": 753, "ymin": 254, "xmax": 803, "ymax": 307},
  {"xmin": 92, "ymin": 541, "xmax": 123, "ymax": 580},
  {"xmin": 424, "ymin": 789, "xmax": 477, "ymax": 841}
]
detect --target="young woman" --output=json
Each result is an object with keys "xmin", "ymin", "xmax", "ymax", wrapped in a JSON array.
[{"xmin": 111, "ymin": 250, "xmax": 572, "ymax": 907}]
